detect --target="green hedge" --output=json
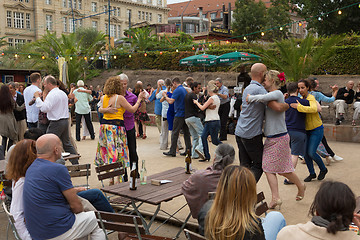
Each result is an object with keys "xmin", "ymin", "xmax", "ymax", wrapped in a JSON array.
[{"xmin": 110, "ymin": 45, "xmax": 360, "ymax": 75}]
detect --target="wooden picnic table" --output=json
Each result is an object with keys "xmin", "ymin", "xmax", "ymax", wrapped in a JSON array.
[{"xmin": 101, "ymin": 167, "xmax": 192, "ymax": 238}]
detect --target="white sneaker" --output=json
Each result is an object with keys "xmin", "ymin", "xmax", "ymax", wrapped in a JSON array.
[
  {"xmin": 333, "ymin": 155, "xmax": 343, "ymax": 161},
  {"xmin": 325, "ymin": 156, "xmax": 332, "ymax": 166}
]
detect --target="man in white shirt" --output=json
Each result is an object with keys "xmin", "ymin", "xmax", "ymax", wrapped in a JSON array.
[
  {"xmin": 34, "ymin": 75, "xmax": 78, "ymax": 164},
  {"xmin": 23, "ymin": 72, "xmax": 42, "ymax": 128}
]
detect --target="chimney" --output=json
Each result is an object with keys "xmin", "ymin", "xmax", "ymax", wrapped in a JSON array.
[{"xmin": 199, "ymin": 7, "xmax": 203, "ymax": 33}]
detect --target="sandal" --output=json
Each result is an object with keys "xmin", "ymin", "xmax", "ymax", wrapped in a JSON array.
[{"xmin": 296, "ymin": 184, "xmax": 306, "ymax": 201}]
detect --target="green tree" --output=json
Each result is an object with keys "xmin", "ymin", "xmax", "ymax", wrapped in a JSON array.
[
  {"xmin": 124, "ymin": 27, "xmax": 158, "ymax": 51},
  {"xmin": 251, "ymin": 34, "xmax": 343, "ymax": 81},
  {"xmin": 266, "ymin": 0, "xmax": 292, "ymax": 40},
  {"xmin": 0, "ymin": 37, "xmax": 7, "ymax": 48},
  {"xmin": 232, "ymin": 0, "xmax": 267, "ymax": 41},
  {"xmin": 291, "ymin": 0, "xmax": 360, "ymax": 36}
]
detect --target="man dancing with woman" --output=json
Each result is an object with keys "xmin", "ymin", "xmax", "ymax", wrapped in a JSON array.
[{"xmin": 247, "ymin": 70, "xmax": 306, "ymax": 209}]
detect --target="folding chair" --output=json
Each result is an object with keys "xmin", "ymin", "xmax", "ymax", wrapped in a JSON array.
[
  {"xmin": 95, "ymin": 162, "xmax": 134, "ymax": 211},
  {"xmin": 67, "ymin": 163, "xmax": 91, "ymax": 189},
  {"xmin": 96, "ymin": 211, "xmax": 172, "ymax": 240},
  {"xmin": 184, "ymin": 229, "xmax": 206, "ymax": 240},
  {"xmin": 255, "ymin": 191, "xmax": 269, "ymax": 216},
  {"xmin": 2, "ymin": 201, "xmax": 22, "ymax": 240}
]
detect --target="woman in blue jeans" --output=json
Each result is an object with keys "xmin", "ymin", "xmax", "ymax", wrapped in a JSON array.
[
  {"xmin": 193, "ymin": 80, "xmax": 221, "ymax": 161},
  {"xmin": 290, "ymin": 79, "xmax": 328, "ymax": 182}
]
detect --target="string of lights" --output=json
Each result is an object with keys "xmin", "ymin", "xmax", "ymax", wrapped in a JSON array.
[{"xmin": 1, "ymin": 1, "xmax": 359, "ymax": 60}]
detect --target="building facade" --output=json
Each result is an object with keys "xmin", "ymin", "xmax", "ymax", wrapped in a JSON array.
[{"xmin": 0, "ymin": 0, "xmax": 169, "ymax": 47}]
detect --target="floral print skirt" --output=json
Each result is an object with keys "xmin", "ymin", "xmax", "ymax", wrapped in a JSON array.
[{"xmin": 95, "ymin": 124, "xmax": 129, "ymax": 169}]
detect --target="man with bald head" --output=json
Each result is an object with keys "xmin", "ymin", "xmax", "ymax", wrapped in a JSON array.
[
  {"xmin": 34, "ymin": 75, "xmax": 78, "ymax": 164},
  {"xmin": 334, "ymin": 80, "xmax": 355, "ymax": 125},
  {"xmin": 23, "ymin": 134, "xmax": 105, "ymax": 240},
  {"xmin": 235, "ymin": 63, "xmax": 289, "ymax": 182}
]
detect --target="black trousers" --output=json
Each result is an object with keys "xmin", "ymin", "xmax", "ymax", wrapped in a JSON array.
[
  {"xmin": 169, "ymin": 117, "xmax": 191, "ymax": 155},
  {"xmin": 321, "ymin": 135, "xmax": 335, "ymax": 157},
  {"xmin": 126, "ymin": 127, "xmax": 139, "ymax": 174},
  {"xmin": 1, "ymin": 136, "xmax": 13, "ymax": 156},
  {"xmin": 236, "ymin": 134, "xmax": 264, "ymax": 182},
  {"xmin": 218, "ymin": 102, "xmax": 230, "ymax": 140},
  {"xmin": 75, "ymin": 113, "xmax": 95, "ymax": 141},
  {"xmin": 47, "ymin": 119, "xmax": 79, "ymax": 165}
]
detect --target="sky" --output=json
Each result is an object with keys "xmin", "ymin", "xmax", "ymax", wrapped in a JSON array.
[{"xmin": 167, "ymin": 0, "xmax": 188, "ymax": 4}]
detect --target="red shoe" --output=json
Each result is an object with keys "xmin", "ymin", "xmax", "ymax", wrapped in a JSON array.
[
  {"xmin": 142, "ymin": 134, "xmax": 147, "ymax": 139},
  {"xmin": 136, "ymin": 133, "xmax": 140, "ymax": 138}
]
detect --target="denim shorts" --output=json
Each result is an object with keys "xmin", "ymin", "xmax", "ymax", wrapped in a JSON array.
[{"xmin": 288, "ymin": 130, "xmax": 306, "ymax": 156}]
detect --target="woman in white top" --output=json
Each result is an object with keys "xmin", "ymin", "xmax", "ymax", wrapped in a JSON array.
[
  {"xmin": 6, "ymin": 139, "xmax": 37, "ymax": 240},
  {"xmin": 193, "ymin": 80, "xmax": 222, "ymax": 161}
]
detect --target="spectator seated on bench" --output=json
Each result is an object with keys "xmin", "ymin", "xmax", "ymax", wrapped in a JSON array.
[
  {"xmin": 202, "ymin": 165, "xmax": 286, "ymax": 240},
  {"xmin": 334, "ymin": 81, "xmax": 354, "ymax": 125}
]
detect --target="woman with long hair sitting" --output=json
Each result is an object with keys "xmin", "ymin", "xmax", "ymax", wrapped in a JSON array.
[
  {"xmin": 6, "ymin": 139, "xmax": 37, "ymax": 240},
  {"xmin": 205, "ymin": 165, "xmax": 286, "ymax": 240},
  {"xmin": 278, "ymin": 181, "xmax": 360, "ymax": 239}
]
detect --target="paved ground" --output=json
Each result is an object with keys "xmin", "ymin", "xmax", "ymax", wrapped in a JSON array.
[{"xmin": 1, "ymin": 123, "xmax": 360, "ymax": 240}]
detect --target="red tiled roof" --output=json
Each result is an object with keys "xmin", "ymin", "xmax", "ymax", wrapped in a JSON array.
[{"xmin": 168, "ymin": 0, "xmax": 271, "ymax": 18}]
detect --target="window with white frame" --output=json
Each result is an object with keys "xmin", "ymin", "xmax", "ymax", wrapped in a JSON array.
[
  {"xmin": 14, "ymin": 12, "xmax": 24, "ymax": 29},
  {"xmin": 69, "ymin": 19, "xmax": 74, "ymax": 32},
  {"xmin": 78, "ymin": 0, "xmax": 82, "ymax": 9},
  {"xmin": 117, "ymin": 25, "xmax": 121, "ymax": 37},
  {"xmin": 158, "ymin": 14, "xmax": 162, "ymax": 23},
  {"xmin": 117, "ymin": 8, "xmax": 120, "ymax": 16},
  {"xmin": 5, "ymin": 75, "xmax": 14, "ymax": 84},
  {"xmin": 91, "ymin": 2, "xmax": 97, "ymax": 12},
  {"xmin": 220, "ymin": 12, "xmax": 223, "ymax": 18},
  {"xmin": 149, "ymin": 13, "xmax": 152, "ymax": 21},
  {"xmin": 92, "ymin": 21, "xmax": 97, "ymax": 29},
  {"xmin": 46, "ymin": 15, "xmax": 53, "ymax": 30},
  {"xmin": 138, "ymin": 11, "xmax": 141, "ymax": 20},
  {"xmin": 8, "ymin": 38, "xmax": 13, "ymax": 47},
  {"xmin": 46, "ymin": 0, "xmax": 51, "ymax": 5},
  {"xmin": 157, "ymin": 0, "xmax": 162, "ymax": 6},
  {"xmin": 73, "ymin": 0, "xmax": 77, "ymax": 9},
  {"xmin": 68, "ymin": 0, "xmax": 72, "ymax": 8},
  {"xmin": 62, "ymin": 0, "xmax": 67, "ymax": 7},
  {"xmin": 104, "ymin": 5, "xmax": 108, "ymax": 12},
  {"xmin": 7, "ymin": 11, "xmax": 12, "ymax": 27},
  {"xmin": 15, "ymin": 39, "xmax": 25, "ymax": 48},
  {"xmin": 147, "ymin": 0, "xmax": 152, "ymax": 4},
  {"xmin": 142, "ymin": 11, "xmax": 144, "ymax": 20},
  {"xmin": 26, "ymin": 13, "xmax": 30, "ymax": 29},
  {"xmin": 210, "ymin": 12, "xmax": 216, "ymax": 19},
  {"xmin": 27, "ymin": 40, "xmax": 31, "ymax": 43},
  {"xmin": 145, "ymin": 12, "xmax": 148, "ymax": 21},
  {"xmin": 105, "ymin": 23, "xmax": 108, "ymax": 34},
  {"xmin": 63, "ymin": 17, "xmax": 67, "ymax": 32},
  {"xmin": 78, "ymin": 19, "xmax": 82, "ymax": 27},
  {"xmin": 110, "ymin": 24, "xmax": 116, "ymax": 37}
]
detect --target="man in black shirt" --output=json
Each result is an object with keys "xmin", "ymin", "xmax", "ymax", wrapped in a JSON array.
[
  {"xmin": 334, "ymin": 81, "xmax": 354, "ymax": 125},
  {"xmin": 184, "ymin": 82, "xmax": 205, "ymax": 160}
]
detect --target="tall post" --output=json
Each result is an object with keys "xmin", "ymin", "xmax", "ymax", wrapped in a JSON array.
[
  {"xmin": 128, "ymin": 9, "xmax": 131, "ymax": 29},
  {"xmin": 71, "ymin": 0, "xmax": 76, "ymax": 32},
  {"xmin": 107, "ymin": 0, "xmax": 111, "ymax": 68},
  {"xmin": 228, "ymin": 2, "xmax": 231, "ymax": 30}
]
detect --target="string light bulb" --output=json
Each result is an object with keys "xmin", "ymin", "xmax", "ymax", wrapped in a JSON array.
[
  {"xmin": 209, "ymin": 43, "xmax": 212, "ymax": 47},
  {"xmin": 192, "ymin": 45, "xmax": 195, "ymax": 50},
  {"xmin": 176, "ymin": 49, "xmax": 179, "ymax": 52},
  {"xmin": 261, "ymin": 32, "xmax": 265, "ymax": 36},
  {"xmin": 70, "ymin": 57, "xmax": 73, "ymax": 60},
  {"xmin": 113, "ymin": 55, "xmax": 117, "ymax": 59},
  {"xmin": 129, "ymin": 54, "xmax": 132, "ymax": 58},
  {"xmin": 15, "ymin": 53, "xmax": 19, "ymax": 58},
  {"xmin": 144, "ymin": 52, "xmax": 147, "ymax": 57},
  {"xmin": 160, "ymin": 51, "xmax": 163, "ymax": 55},
  {"xmin": 84, "ymin": 56, "xmax": 87, "ymax": 60},
  {"xmin": 41, "ymin": 55, "xmax": 45, "ymax": 59},
  {"xmin": 1, "ymin": 52, "xmax": 4, "ymax": 56},
  {"xmin": 338, "ymin": 10, "xmax": 342, "ymax": 15},
  {"xmin": 280, "ymin": 27, "xmax": 283, "ymax": 31},
  {"xmin": 28, "ymin": 55, "xmax": 31, "ymax": 58},
  {"xmin": 298, "ymin": 22, "xmax": 302, "ymax": 26},
  {"xmin": 226, "ymin": 40, "xmax": 230, "ymax": 44},
  {"xmin": 243, "ymin": 36, "xmax": 247, "ymax": 40}
]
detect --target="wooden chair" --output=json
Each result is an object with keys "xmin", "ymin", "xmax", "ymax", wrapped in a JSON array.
[
  {"xmin": 2, "ymin": 201, "xmax": 22, "ymax": 240},
  {"xmin": 95, "ymin": 162, "xmax": 133, "ymax": 209},
  {"xmin": 96, "ymin": 211, "xmax": 172, "ymax": 240},
  {"xmin": 184, "ymin": 229, "xmax": 206, "ymax": 240},
  {"xmin": 67, "ymin": 163, "xmax": 91, "ymax": 189},
  {"xmin": 255, "ymin": 191, "xmax": 268, "ymax": 216}
]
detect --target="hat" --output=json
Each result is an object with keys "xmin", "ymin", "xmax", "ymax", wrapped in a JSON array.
[{"xmin": 77, "ymin": 80, "xmax": 84, "ymax": 87}]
